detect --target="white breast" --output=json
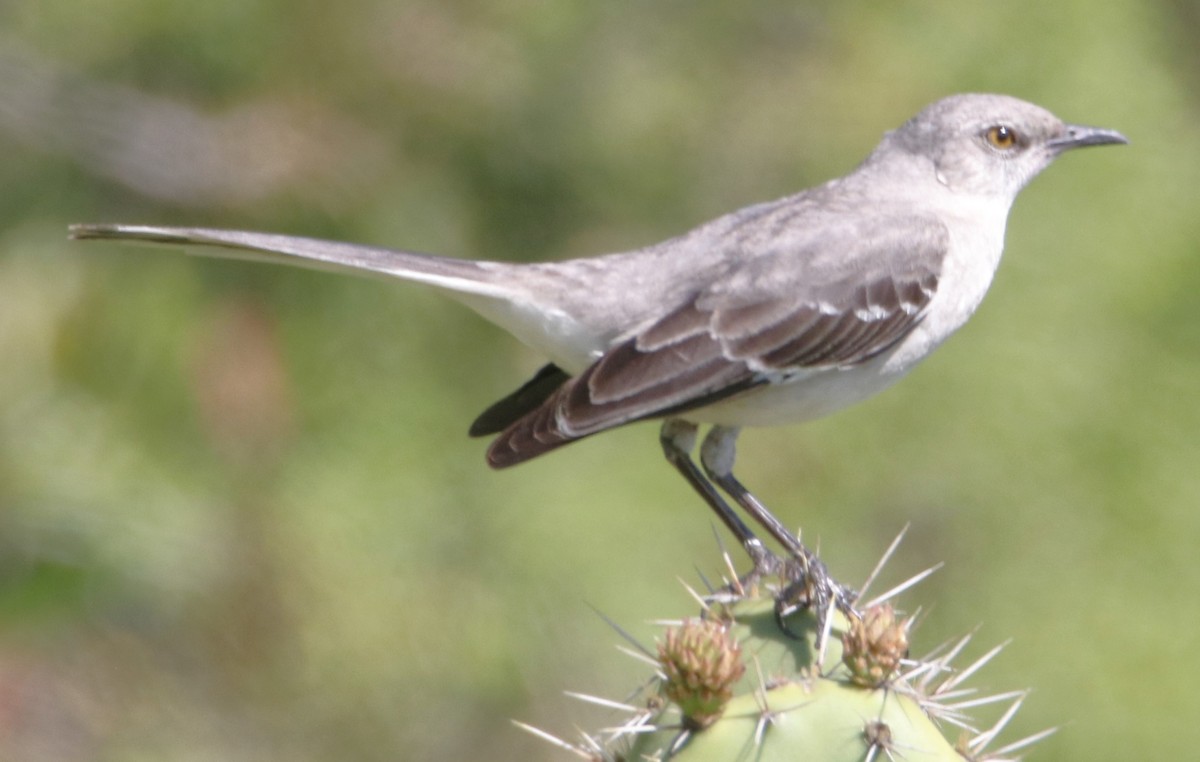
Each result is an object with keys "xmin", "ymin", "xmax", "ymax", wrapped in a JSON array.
[{"xmin": 691, "ymin": 199, "xmax": 1010, "ymax": 429}]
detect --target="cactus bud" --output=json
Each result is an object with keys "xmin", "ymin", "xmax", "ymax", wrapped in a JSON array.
[
  {"xmin": 658, "ymin": 617, "xmax": 745, "ymax": 728},
  {"xmin": 842, "ymin": 603, "xmax": 909, "ymax": 687}
]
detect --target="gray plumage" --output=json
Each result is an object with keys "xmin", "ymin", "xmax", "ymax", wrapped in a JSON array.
[{"xmin": 70, "ymin": 93, "xmax": 1126, "ymax": 569}]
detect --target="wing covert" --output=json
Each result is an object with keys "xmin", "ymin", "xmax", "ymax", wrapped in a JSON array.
[{"xmin": 486, "ymin": 215, "xmax": 947, "ymax": 467}]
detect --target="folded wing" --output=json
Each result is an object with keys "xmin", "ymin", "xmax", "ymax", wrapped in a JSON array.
[{"xmin": 485, "ymin": 216, "xmax": 947, "ymax": 467}]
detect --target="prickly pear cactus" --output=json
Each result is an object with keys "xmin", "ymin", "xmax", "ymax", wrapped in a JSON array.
[
  {"xmin": 626, "ymin": 593, "xmax": 955, "ymax": 761},
  {"xmin": 521, "ymin": 562, "xmax": 1051, "ymax": 761}
]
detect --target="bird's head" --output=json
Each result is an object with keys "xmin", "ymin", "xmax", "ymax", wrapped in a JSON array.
[{"xmin": 879, "ymin": 93, "xmax": 1127, "ymax": 200}]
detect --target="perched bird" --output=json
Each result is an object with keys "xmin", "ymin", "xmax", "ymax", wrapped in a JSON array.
[{"xmin": 71, "ymin": 93, "xmax": 1126, "ymax": 603}]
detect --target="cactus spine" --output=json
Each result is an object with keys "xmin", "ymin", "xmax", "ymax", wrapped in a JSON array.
[{"xmin": 520, "ymin": 544, "xmax": 1052, "ymax": 761}]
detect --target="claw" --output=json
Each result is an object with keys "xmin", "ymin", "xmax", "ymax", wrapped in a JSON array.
[{"xmin": 767, "ymin": 549, "xmax": 860, "ymax": 657}]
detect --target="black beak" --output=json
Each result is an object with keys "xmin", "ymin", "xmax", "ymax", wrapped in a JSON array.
[{"xmin": 1049, "ymin": 123, "xmax": 1129, "ymax": 152}]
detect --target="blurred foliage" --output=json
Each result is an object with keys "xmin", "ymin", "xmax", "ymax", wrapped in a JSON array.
[{"xmin": 0, "ymin": 1, "xmax": 1196, "ymax": 760}]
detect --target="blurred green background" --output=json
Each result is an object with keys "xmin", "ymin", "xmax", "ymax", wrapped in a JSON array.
[{"xmin": 0, "ymin": 1, "xmax": 1196, "ymax": 759}]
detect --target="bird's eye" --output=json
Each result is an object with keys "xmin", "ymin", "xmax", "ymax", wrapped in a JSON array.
[{"xmin": 984, "ymin": 125, "xmax": 1020, "ymax": 150}]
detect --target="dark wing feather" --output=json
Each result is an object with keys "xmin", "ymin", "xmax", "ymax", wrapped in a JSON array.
[
  {"xmin": 486, "ymin": 216, "xmax": 947, "ymax": 468},
  {"xmin": 468, "ymin": 363, "xmax": 571, "ymax": 436}
]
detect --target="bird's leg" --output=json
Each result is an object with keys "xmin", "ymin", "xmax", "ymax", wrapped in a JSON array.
[
  {"xmin": 698, "ymin": 426, "xmax": 805, "ymax": 556},
  {"xmin": 660, "ymin": 419, "xmax": 777, "ymax": 576},
  {"xmin": 698, "ymin": 426, "xmax": 857, "ymax": 623}
]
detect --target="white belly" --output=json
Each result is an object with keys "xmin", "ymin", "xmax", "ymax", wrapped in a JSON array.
[{"xmin": 688, "ymin": 351, "xmax": 912, "ymax": 427}]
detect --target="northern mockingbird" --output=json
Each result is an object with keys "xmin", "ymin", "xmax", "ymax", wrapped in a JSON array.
[{"xmin": 71, "ymin": 93, "xmax": 1126, "ymax": 607}]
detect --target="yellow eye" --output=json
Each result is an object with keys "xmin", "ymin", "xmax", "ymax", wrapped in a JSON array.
[{"xmin": 985, "ymin": 125, "xmax": 1020, "ymax": 150}]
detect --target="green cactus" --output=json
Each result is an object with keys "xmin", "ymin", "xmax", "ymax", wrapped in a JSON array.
[{"xmin": 519, "ymin": 545, "xmax": 1053, "ymax": 762}]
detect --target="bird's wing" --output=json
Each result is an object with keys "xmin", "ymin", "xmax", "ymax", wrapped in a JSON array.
[
  {"xmin": 486, "ymin": 215, "xmax": 947, "ymax": 467},
  {"xmin": 468, "ymin": 363, "xmax": 571, "ymax": 437}
]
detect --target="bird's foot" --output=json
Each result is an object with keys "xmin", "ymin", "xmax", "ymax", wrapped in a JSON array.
[
  {"xmin": 747, "ymin": 538, "xmax": 783, "ymax": 576},
  {"xmin": 715, "ymin": 539, "xmax": 783, "ymax": 598},
  {"xmin": 773, "ymin": 547, "xmax": 858, "ymax": 652}
]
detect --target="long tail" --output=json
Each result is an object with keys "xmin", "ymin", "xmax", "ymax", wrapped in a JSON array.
[{"xmin": 68, "ymin": 224, "xmax": 515, "ymax": 300}]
